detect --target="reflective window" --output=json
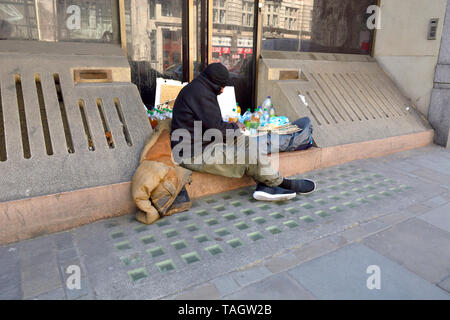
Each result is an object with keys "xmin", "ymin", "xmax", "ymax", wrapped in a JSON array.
[
  {"xmin": 0, "ymin": 0, "xmax": 38, "ymax": 40},
  {"xmin": 212, "ymin": 0, "xmax": 255, "ymax": 110},
  {"xmin": 262, "ymin": 0, "xmax": 376, "ymax": 55},
  {"xmin": 125, "ymin": 0, "xmax": 184, "ymax": 108},
  {"xmin": 0, "ymin": 0, "xmax": 119, "ymax": 42},
  {"xmin": 56, "ymin": 0, "xmax": 119, "ymax": 43}
]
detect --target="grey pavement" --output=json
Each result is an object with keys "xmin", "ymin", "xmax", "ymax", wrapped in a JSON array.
[{"xmin": 0, "ymin": 144, "xmax": 449, "ymax": 300}]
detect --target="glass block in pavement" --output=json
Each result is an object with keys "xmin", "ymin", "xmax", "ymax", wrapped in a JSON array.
[
  {"xmin": 147, "ymin": 246, "xmax": 165, "ymax": 258},
  {"xmin": 227, "ymin": 238, "xmax": 244, "ymax": 248},
  {"xmin": 223, "ymin": 213, "xmax": 238, "ymax": 221},
  {"xmin": 205, "ymin": 245, "xmax": 224, "ymax": 255},
  {"xmin": 248, "ymin": 232, "xmax": 264, "ymax": 241},
  {"xmin": 215, "ymin": 228, "xmax": 232, "ymax": 236},
  {"xmin": 252, "ymin": 217, "xmax": 267, "ymax": 225},
  {"xmin": 156, "ymin": 259, "xmax": 176, "ymax": 272},
  {"xmin": 114, "ymin": 241, "xmax": 132, "ymax": 251},
  {"xmin": 171, "ymin": 240, "xmax": 187, "ymax": 250},
  {"xmin": 194, "ymin": 234, "xmax": 210, "ymax": 243},
  {"xmin": 266, "ymin": 226, "xmax": 283, "ymax": 235},
  {"xmin": 181, "ymin": 252, "xmax": 201, "ymax": 264},
  {"xmin": 128, "ymin": 268, "xmax": 148, "ymax": 283}
]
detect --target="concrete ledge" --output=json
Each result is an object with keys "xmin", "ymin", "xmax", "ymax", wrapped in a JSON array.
[
  {"xmin": 0, "ymin": 183, "xmax": 135, "ymax": 245},
  {"xmin": 186, "ymin": 129, "xmax": 435, "ymax": 198},
  {"xmin": 0, "ymin": 129, "xmax": 434, "ymax": 245}
]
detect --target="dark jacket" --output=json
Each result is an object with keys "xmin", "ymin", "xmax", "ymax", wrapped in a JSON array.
[{"xmin": 170, "ymin": 73, "xmax": 239, "ymax": 161}]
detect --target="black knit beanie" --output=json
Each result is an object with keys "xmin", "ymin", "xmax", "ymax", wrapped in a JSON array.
[{"xmin": 202, "ymin": 63, "xmax": 232, "ymax": 87}]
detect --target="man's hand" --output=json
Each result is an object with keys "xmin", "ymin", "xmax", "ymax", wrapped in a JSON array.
[{"xmin": 236, "ymin": 122, "xmax": 246, "ymax": 131}]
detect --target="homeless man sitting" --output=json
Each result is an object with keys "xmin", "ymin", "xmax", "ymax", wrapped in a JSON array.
[{"xmin": 170, "ymin": 63, "xmax": 315, "ymax": 201}]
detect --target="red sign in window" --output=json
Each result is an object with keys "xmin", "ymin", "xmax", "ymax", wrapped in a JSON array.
[{"xmin": 237, "ymin": 48, "xmax": 252, "ymax": 54}]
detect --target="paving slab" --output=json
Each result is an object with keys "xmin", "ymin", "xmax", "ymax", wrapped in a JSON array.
[
  {"xmin": 287, "ymin": 243, "xmax": 450, "ymax": 300},
  {"xmin": 340, "ymin": 220, "xmax": 389, "ymax": 242},
  {"xmin": 409, "ymin": 167, "xmax": 450, "ymax": 189},
  {"xmin": 231, "ymin": 266, "xmax": 272, "ymax": 287},
  {"xmin": 222, "ymin": 273, "xmax": 315, "ymax": 300},
  {"xmin": 264, "ymin": 252, "xmax": 302, "ymax": 274},
  {"xmin": 173, "ymin": 284, "xmax": 221, "ymax": 300},
  {"xmin": 212, "ymin": 274, "xmax": 241, "ymax": 297},
  {"xmin": 19, "ymin": 245, "xmax": 62, "ymax": 299},
  {"xmin": 28, "ymin": 287, "xmax": 66, "ymax": 300},
  {"xmin": 417, "ymin": 203, "xmax": 450, "ymax": 233},
  {"xmin": 292, "ymin": 237, "xmax": 341, "ymax": 263},
  {"xmin": 437, "ymin": 276, "xmax": 450, "ymax": 293},
  {"xmin": 423, "ymin": 196, "xmax": 448, "ymax": 209},
  {"xmin": 363, "ymin": 219, "xmax": 450, "ymax": 284}
]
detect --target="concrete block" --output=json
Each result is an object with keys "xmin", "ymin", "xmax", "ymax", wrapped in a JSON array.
[
  {"xmin": 0, "ymin": 52, "xmax": 151, "ymax": 203},
  {"xmin": 428, "ymin": 87, "xmax": 450, "ymax": 147},
  {"xmin": 258, "ymin": 52, "xmax": 432, "ymax": 148}
]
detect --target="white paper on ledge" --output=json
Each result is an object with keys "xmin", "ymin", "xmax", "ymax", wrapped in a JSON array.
[{"xmin": 217, "ymin": 86, "xmax": 237, "ymax": 120}]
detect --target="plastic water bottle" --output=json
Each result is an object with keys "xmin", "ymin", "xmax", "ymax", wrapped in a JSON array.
[
  {"xmin": 250, "ymin": 110, "xmax": 260, "ymax": 129},
  {"xmin": 228, "ymin": 108, "xmax": 238, "ymax": 123},
  {"xmin": 262, "ymin": 96, "xmax": 273, "ymax": 110},
  {"xmin": 255, "ymin": 106, "xmax": 263, "ymax": 118},
  {"xmin": 260, "ymin": 108, "xmax": 270, "ymax": 127},
  {"xmin": 269, "ymin": 105, "xmax": 276, "ymax": 118},
  {"xmin": 157, "ymin": 109, "xmax": 166, "ymax": 120},
  {"xmin": 148, "ymin": 110, "xmax": 159, "ymax": 128},
  {"xmin": 163, "ymin": 108, "xmax": 171, "ymax": 118},
  {"xmin": 243, "ymin": 108, "xmax": 252, "ymax": 129}
]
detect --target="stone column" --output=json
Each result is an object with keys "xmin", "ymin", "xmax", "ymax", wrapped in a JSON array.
[{"xmin": 429, "ymin": 0, "xmax": 450, "ymax": 148}]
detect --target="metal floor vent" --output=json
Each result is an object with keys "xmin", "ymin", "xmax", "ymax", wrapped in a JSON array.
[
  {"xmin": 258, "ymin": 51, "xmax": 431, "ymax": 148},
  {"xmin": 0, "ymin": 53, "xmax": 151, "ymax": 202}
]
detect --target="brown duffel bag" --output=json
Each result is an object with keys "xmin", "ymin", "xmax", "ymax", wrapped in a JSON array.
[{"xmin": 132, "ymin": 119, "xmax": 192, "ymax": 225}]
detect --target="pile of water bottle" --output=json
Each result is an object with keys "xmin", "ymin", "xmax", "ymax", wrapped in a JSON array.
[
  {"xmin": 227, "ymin": 96, "xmax": 277, "ymax": 134},
  {"xmin": 147, "ymin": 105, "xmax": 173, "ymax": 129},
  {"xmin": 146, "ymin": 96, "xmax": 278, "ymax": 131}
]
